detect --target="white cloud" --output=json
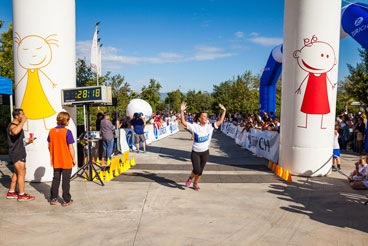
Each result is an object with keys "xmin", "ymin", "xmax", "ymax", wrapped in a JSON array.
[
  {"xmin": 249, "ymin": 32, "xmax": 260, "ymax": 37},
  {"xmin": 191, "ymin": 45, "xmax": 235, "ymax": 61},
  {"xmin": 76, "ymin": 40, "xmax": 236, "ymax": 71},
  {"xmin": 234, "ymin": 31, "xmax": 244, "ymax": 39},
  {"xmin": 249, "ymin": 36, "xmax": 282, "ymax": 46}
]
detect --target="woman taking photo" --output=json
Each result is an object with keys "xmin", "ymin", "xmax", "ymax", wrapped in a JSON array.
[{"xmin": 180, "ymin": 102, "xmax": 226, "ymax": 190}]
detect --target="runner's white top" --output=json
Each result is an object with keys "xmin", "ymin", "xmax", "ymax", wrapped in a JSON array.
[
  {"xmin": 187, "ymin": 122, "xmax": 218, "ymax": 152},
  {"xmin": 334, "ymin": 131, "xmax": 340, "ymax": 149}
]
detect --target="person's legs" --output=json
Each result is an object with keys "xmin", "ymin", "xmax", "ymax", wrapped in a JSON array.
[
  {"xmin": 7, "ymin": 170, "xmax": 18, "ymax": 198},
  {"xmin": 103, "ymin": 141, "xmax": 108, "ymax": 160},
  {"xmin": 190, "ymin": 151, "xmax": 201, "ymax": 176},
  {"xmin": 140, "ymin": 135, "xmax": 146, "ymax": 152},
  {"xmin": 9, "ymin": 172, "xmax": 17, "ymax": 192},
  {"xmin": 187, "ymin": 151, "xmax": 200, "ymax": 187},
  {"xmin": 107, "ymin": 140, "xmax": 114, "ymax": 160},
  {"xmin": 337, "ymin": 157, "xmax": 341, "ymax": 169},
  {"xmin": 50, "ymin": 168, "xmax": 62, "ymax": 200},
  {"xmin": 198, "ymin": 150, "xmax": 209, "ymax": 176},
  {"xmin": 193, "ymin": 150, "xmax": 209, "ymax": 190},
  {"xmin": 134, "ymin": 135, "xmax": 140, "ymax": 152},
  {"xmin": 14, "ymin": 161, "xmax": 26, "ymax": 194},
  {"xmin": 61, "ymin": 169, "xmax": 72, "ymax": 202}
]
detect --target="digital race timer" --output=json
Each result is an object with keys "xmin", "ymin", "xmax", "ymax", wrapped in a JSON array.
[{"xmin": 61, "ymin": 86, "xmax": 112, "ymax": 105}]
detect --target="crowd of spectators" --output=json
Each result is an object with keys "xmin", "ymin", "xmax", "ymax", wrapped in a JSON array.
[
  {"xmin": 220, "ymin": 111, "xmax": 280, "ymax": 133},
  {"xmin": 336, "ymin": 112, "xmax": 366, "ymax": 154}
]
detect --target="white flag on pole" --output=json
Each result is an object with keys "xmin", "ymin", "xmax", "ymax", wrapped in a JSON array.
[
  {"xmin": 98, "ymin": 44, "xmax": 102, "ymax": 76},
  {"xmin": 90, "ymin": 22, "xmax": 100, "ymax": 73}
]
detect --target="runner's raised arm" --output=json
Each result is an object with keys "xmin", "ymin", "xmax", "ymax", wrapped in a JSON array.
[
  {"xmin": 180, "ymin": 102, "xmax": 188, "ymax": 128},
  {"xmin": 216, "ymin": 104, "xmax": 226, "ymax": 128}
]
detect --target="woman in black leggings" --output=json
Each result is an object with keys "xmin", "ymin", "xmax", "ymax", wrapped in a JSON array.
[{"xmin": 180, "ymin": 102, "xmax": 226, "ymax": 190}]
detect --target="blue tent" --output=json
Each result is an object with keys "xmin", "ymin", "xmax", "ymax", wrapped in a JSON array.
[
  {"xmin": 0, "ymin": 76, "xmax": 12, "ymax": 95},
  {"xmin": 0, "ymin": 76, "xmax": 13, "ymax": 120}
]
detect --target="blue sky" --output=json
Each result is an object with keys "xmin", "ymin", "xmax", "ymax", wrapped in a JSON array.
[{"xmin": 0, "ymin": 0, "xmax": 365, "ymax": 93}]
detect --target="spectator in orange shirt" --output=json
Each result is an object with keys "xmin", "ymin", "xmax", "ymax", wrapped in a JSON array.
[{"xmin": 48, "ymin": 112, "xmax": 76, "ymax": 207}]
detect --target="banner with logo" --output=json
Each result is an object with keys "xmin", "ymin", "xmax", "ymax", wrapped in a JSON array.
[
  {"xmin": 220, "ymin": 122, "xmax": 279, "ymax": 163},
  {"xmin": 121, "ymin": 121, "xmax": 179, "ymax": 151}
]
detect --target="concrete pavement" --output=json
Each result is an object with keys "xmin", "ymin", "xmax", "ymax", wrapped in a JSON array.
[{"xmin": 0, "ymin": 127, "xmax": 368, "ymax": 246}]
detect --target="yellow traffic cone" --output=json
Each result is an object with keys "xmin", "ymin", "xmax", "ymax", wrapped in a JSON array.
[
  {"xmin": 107, "ymin": 158, "xmax": 111, "ymax": 166},
  {"xmin": 114, "ymin": 167, "xmax": 119, "ymax": 177},
  {"xmin": 268, "ymin": 160, "xmax": 273, "ymax": 169},
  {"xmin": 131, "ymin": 158, "xmax": 136, "ymax": 166},
  {"xmin": 119, "ymin": 163, "xmax": 124, "ymax": 174},
  {"xmin": 96, "ymin": 157, "xmax": 100, "ymax": 165},
  {"xmin": 110, "ymin": 169, "xmax": 114, "ymax": 180}
]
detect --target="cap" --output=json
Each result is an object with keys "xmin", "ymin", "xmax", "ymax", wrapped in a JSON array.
[{"xmin": 104, "ymin": 112, "xmax": 110, "ymax": 116}]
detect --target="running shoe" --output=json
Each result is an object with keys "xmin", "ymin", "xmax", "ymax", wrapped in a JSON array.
[
  {"xmin": 185, "ymin": 177, "xmax": 193, "ymax": 187},
  {"xmin": 61, "ymin": 200, "xmax": 73, "ymax": 207},
  {"xmin": 143, "ymin": 150, "xmax": 147, "ymax": 153},
  {"xmin": 50, "ymin": 198, "xmax": 57, "ymax": 205},
  {"xmin": 6, "ymin": 191, "xmax": 18, "ymax": 199},
  {"xmin": 17, "ymin": 193, "xmax": 35, "ymax": 202},
  {"xmin": 136, "ymin": 150, "xmax": 139, "ymax": 153},
  {"xmin": 332, "ymin": 166, "xmax": 337, "ymax": 171},
  {"xmin": 193, "ymin": 183, "xmax": 200, "ymax": 191}
]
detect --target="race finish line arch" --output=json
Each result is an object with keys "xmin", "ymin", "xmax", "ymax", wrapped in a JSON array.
[{"xmin": 12, "ymin": 0, "xmax": 351, "ymax": 180}]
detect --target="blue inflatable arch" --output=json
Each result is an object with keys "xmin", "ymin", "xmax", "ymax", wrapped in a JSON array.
[{"xmin": 259, "ymin": 2, "xmax": 368, "ymax": 117}]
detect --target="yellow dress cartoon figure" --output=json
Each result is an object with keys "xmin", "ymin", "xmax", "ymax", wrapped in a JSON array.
[{"xmin": 14, "ymin": 33, "xmax": 59, "ymax": 130}]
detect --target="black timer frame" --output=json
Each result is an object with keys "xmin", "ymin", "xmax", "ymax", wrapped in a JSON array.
[{"xmin": 71, "ymin": 103, "xmax": 104, "ymax": 186}]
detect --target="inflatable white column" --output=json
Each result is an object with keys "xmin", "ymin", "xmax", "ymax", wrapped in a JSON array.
[
  {"xmin": 279, "ymin": 0, "xmax": 341, "ymax": 176},
  {"xmin": 12, "ymin": 0, "xmax": 77, "ymax": 181}
]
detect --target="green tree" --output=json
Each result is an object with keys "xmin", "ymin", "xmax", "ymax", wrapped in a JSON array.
[
  {"xmin": 212, "ymin": 70, "xmax": 260, "ymax": 115},
  {"xmin": 164, "ymin": 89, "xmax": 185, "ymax": 112},
  {"xmin": 0, "ymin": 21, "xmax": 14, "ymax": 81},
  {"xmin": 185, "ymin": 90, "xmax": 214, "ymax": 113},
  {"xmin": 0, "ymin": 21, "xmax": 13, "ymax": 153},
  {"xmin": 102, "ymin": 72, "xmax": 138, "ymax": 116},
  {"xmin": 140, "ymin": 79, "xmax": 162, "ymax": 112},
  {"xmin": 345, "ymin": 49, "xmax": 368, "ymax": 107},
  {"xmin": 76, "ymin": 58, "xmax": 94, "ymax": 86}
]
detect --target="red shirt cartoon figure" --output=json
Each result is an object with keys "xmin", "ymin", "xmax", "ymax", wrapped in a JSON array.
[{"xmin": 293, "ymin": 35, "xmax": 337, "ymax": 129}]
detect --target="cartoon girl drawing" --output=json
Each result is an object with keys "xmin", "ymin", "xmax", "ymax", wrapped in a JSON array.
[
  {"xmin": 14, "ymin": 33, "xmax": 59, "ymax": 130},
  {"xmin": 293, "ymin": 35, "xmax": 337, "ymax": 129}
]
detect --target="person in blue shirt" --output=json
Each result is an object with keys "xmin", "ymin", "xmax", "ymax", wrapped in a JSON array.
[{"xmin": 130, "ymin": 113, "xmax": 147, "ymax": 153}]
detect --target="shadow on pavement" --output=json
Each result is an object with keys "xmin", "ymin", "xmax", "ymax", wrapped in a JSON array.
[
  {"xmin": 115, "ymin": 171, "xmax": 185, "ymax": 190},
  {"xmin": 268, "ymin": 176, "xmax": 368, "ymax": 233},
  {"xmin": 0, "ymin": 170, "xmax": 11, "ymax": 190},
  {"xmin": 30, "ymin": 166, "xmax": 54, "ymax": 202}
]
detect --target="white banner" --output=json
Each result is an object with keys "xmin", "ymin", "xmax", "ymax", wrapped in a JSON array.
[
  {"xmin": 121, "ymin": 121, "xmax": 179, "ymax": 151},
  {"xmin": 220, "ymin": 122, "xmax": 279, "ymax": 163}
]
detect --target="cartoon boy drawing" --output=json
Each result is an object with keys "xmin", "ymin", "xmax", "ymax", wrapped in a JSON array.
[
  {"xmin": 14, "ymin": 33, "xmax": 59, "ymax": 130},
  {"xmin": 293, "ymin": 35, "xmax": 337, "ymax": 129}
]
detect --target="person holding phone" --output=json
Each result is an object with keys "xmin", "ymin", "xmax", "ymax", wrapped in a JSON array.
[{"xmin": 6, "ymin": 109, "xmax": 35, "ymax": 201}]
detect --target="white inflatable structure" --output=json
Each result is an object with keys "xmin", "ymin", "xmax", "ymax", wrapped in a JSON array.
[
  {"xmin": 279, "ymin": 0, "xmax": 341, "ymax": 176},
  {"xmin": 12, "ymin": 0, "xmax": 77, "ymax": 181},
  {"xmin": 126, "ymin": 99, "xmax": 153, "ymax": 120}
]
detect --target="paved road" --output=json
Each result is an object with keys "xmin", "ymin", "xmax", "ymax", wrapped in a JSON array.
[
  {"xmin": 0, "ymin": 128, "xmax": 367, "ymax": 246},
  {"xmin": 115, "ymin": 127, "xmax": 277, "ymax": 184}
]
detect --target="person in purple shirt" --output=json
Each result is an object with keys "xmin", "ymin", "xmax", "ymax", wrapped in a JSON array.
[{"xmin": 100, "ymin": 112, "xmax": 114, "ymax": 161}]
